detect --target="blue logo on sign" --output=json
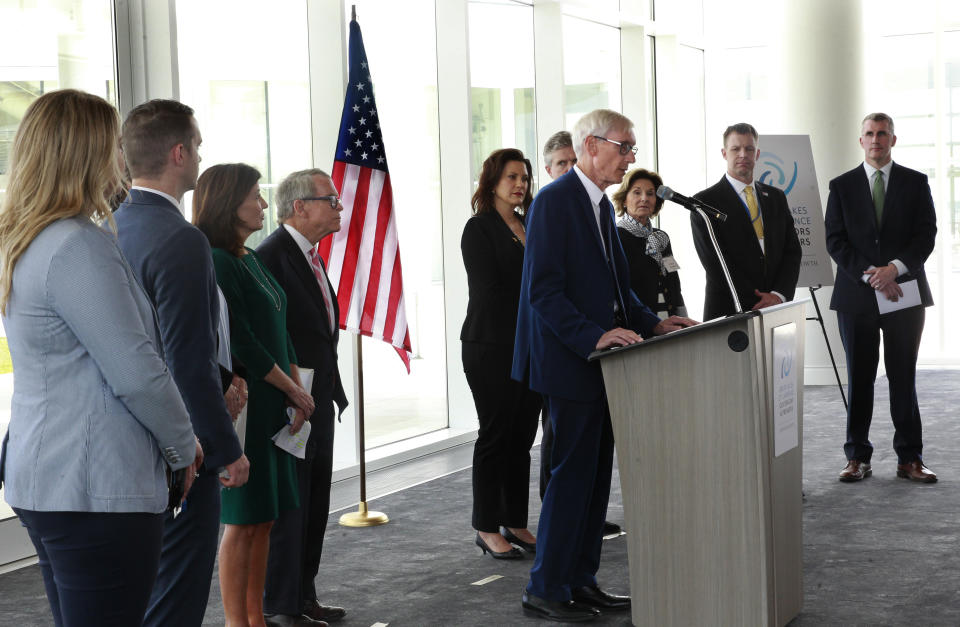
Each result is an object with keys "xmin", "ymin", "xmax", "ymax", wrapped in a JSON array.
[
  {"xmin": 781, "ymin": 352, "xmax": 793, "ymax": 379},
  {"xmin": 758, "ymin": 152, "xmax": 798, "ymax": 196}
]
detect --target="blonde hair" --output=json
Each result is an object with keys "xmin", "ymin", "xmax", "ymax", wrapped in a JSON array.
[{"xmin": 0, "ymin": 89, "xmax": 121, "ymax": 313}]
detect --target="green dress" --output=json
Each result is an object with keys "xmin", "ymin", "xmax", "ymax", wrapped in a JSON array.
[{"xmin": 213, "ymin": 246, "xmax": 300, "ymax": 524}]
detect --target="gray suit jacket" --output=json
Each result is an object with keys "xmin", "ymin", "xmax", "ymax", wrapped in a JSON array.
[{"xmin": 1, "ymin": 217, "xmax": 195, "ymax": 513}]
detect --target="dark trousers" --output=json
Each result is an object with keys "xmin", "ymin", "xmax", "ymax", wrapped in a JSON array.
[
  {"xmin": 463, "ymin": 342, "xmax": 542, "ymax": 533},
  {"xmin": 15, "ymin": 508, "xmax": 165, "ymax": 627},
  {"xmin": 144, "ymin": 471, "xmax": 221, "ymax": 627},
  {"xmin": 264, "ymin": 400, "xmax": 336, "ymax": 615},
  {"xmin": 838, "ymin": 306, "xmax": 925, "ymax": 464},
  {"xmin": 538, "ymin": 396, "xmax": 552, "ymax": 500},
  {"xmin": 527, "ymin": 394, "xmax": 613, "ymax": 601}
]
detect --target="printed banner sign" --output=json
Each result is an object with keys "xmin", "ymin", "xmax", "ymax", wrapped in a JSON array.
[{"xmin": 757, "ymin": 135, "xmax": 834, "ymax": 288}]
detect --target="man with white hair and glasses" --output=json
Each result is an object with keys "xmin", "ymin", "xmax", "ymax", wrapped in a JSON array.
[{"xmin": 513, "ymin": 109, "xmax": 695, "ymax": 622}]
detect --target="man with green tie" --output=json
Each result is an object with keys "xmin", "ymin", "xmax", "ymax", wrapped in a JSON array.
[{"xmin": 824, "ymin": 113, "xmax": 938, "ymax": 484}]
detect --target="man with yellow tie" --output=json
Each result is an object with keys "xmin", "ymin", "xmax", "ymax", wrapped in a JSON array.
[{"xmin": 691, "ymin": 123, "xmax": 802, "ymax": 319}]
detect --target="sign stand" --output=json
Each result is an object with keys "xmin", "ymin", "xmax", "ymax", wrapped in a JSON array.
[{"xmin": 806, "ymin": 285, "xmax": 847, "ymax": 410}]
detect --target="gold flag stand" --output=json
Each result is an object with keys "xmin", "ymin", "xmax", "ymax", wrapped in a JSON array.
[{"xmin": 339, "ymin": 333, "xmax": 388, "ymax": 527}]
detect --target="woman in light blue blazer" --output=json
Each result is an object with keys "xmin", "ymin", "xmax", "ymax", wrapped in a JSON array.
[{"xmin": 0, "ymin": 90, "xmax": 200, "ymax": 627}]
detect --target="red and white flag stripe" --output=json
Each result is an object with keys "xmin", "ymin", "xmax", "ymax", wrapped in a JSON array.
[{"xmin": 319, "ymin": 161, "xmax": 412, "ymax": 372}]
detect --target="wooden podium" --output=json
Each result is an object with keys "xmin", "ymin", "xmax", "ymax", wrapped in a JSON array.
[{"xmin": 590, "ymin": 301, "xmax": 805, "ymax": 626}]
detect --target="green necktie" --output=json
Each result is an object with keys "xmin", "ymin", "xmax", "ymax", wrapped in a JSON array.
[{"xmin": 872, "ymin": 170, "xmax": 885, "ymax": 224}]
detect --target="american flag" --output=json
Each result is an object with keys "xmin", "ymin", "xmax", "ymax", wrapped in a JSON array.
[{"xmin": 318, "ymin": 16, "xmax": 412, "ymax": 372}]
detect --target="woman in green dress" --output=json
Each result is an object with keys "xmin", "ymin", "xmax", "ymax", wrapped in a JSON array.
[{"xmin": 193, "ymin": 163, "xmax": 315, "ymax": 627}]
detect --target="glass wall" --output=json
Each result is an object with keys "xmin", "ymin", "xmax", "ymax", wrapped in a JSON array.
[
  {"xmin": 175, "ymin": 0, "xmax": 312, "ymax": 231},
  {"xmin": 345, "ymin": 0, "xmax": 447, "ymax": 448},
  {"xmin": 468, "ymin": 1, "xmax": 537, "ymax": 183},
  {"xmin": 562, "ymin": 15, "xmax": 622, "ymax": 133},
  {"xmin": 0, "ymin": 0, "xmax": 117, "ymax": 528},
  {"xmin": 865, "ymin": 3, "xmax": 960, "ymax": 363}
]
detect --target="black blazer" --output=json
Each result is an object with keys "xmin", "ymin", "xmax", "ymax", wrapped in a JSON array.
[
  {"xmin": 824, "ymin": 162, "xmax": 936, "ymax": 315},
  {"xmin": 460, "ymin": 211, "xmax": 526, "ymax": 347},
  {"xmin": 256, "ymin": 227, "xmax": 348, "ymax": 432},
  {"xmin": 618, "ymin": 227, "xmax": 685, "ymax": 317},
  {"xmin": 691, "ymin": 177, "xmax": 802, "ymax": 319}
]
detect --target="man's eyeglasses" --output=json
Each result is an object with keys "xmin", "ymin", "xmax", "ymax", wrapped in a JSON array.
[
  {"xmin": 300, "ymin": 195, "xmax": 341, "ymax": 209},
  {"xmin": 592, "ymin": 135, "xmax": 638, "ymax": 156}
]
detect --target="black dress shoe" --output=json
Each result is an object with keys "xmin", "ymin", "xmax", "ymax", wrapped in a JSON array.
[
  {"xmin": 501, "ymin": 527, "xmax": 536, "ymax": 553},
  {"xmin": 571, "ymin": 585, "xmax": 631, "ymax": 611},
  {"xmin": 602, "ymin": 520, "xmax": 622, "ymax": 535},
  {"xmin": 264, "ymin": 613, "xmax": 327, "ymax": 627},
  {"xmin": 521, "ymin": 589, "xmax": 599, "ymax": 622},
  {"xmin": 303, "ymin": 599, "xmax": 346, "ymax": 623},
  {"xmin": 476, "ymin": 533, "xmax": 523, "ymax": 559}
]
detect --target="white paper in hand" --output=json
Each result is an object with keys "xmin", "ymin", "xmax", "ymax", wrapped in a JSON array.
[
  {"xmin": 876, "ymin": 279, "xmax": 921, "ymax": 315},
  {"xmin": 272, "ymin": 407, "xmax": 311, "ymax": 459}
]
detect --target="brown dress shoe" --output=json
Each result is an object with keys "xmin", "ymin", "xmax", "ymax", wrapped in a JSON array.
[
  {"xmin": 838, "ymin": 460, "xmax": 871, "ymax": 482},
  {"xmin": 897, "ymin": 460, "xmax": 937, "ymax": 483}
]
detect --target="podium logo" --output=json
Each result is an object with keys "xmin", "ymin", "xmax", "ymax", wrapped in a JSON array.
[
  {"xmin": 758, "ymin": 152, "xmax": 798, "ymax": 196},
  {"xmin": 781, "ymin": 351, "xmax": 793, "ymax": 379}
]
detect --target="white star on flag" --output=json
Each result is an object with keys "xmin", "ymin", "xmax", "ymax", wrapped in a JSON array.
[{"xmin": 324, "ymin": 15, "xmax": 412, "ymax": 372}]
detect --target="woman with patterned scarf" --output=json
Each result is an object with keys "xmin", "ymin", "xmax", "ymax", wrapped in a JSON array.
[{"xmin": 612, "ymin": 168, "xmax": 687, "ymax": 319}]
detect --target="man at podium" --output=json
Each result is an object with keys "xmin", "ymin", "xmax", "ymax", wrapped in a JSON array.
[{"xmin": 512, "ymin": 109, "xmax": 695, "ymax": 622}]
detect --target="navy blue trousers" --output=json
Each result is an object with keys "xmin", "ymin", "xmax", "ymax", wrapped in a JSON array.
[
  {"xmin": 527, "ymin": 394, "xmax": 613, "ymax": 601},
  {"xmin": 15, "ymin": 508, "xmax": 164, "ymax": 627},
  {"xmin": 838, "ymin": 306, "xmax": 925, "ymax": 464},
  {"xmin": 144, "ymin": 471, "xmax": 221, "ymax": 627}
]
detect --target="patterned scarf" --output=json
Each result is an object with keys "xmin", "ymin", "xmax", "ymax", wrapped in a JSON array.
[{"xmin": 616, "ymin": 214, "xmax": 668, "ymax": 273}]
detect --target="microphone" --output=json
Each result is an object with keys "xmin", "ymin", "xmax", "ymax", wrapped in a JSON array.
[{"xmin": 656, "ymin": 185, "xmax": 727, "ymax": 222}]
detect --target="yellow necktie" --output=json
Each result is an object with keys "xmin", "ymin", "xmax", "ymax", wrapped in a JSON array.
[{"xmin": 745, "ymin": 186, "xmax": 763, "ymax": 240}]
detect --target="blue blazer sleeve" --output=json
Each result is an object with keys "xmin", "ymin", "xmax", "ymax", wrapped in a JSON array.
[{"xmin": 147, "ymin": 228, "xmax": 243, "ymax": 470}]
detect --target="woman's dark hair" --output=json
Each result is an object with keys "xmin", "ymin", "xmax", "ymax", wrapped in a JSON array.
[
  {"xmin": 471, "ymin": 148, "xmax": 533, "ymax": 216},
  {"xmin": 611, "ymin": 168, "xmax": 665, "ymax": 217},
  {"xmin": 192, "ymin": 163, "xmax": 261, "ymax": 256}
]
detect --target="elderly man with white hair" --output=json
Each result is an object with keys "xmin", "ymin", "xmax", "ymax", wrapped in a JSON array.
[{"xmin": 512, "ymin": 109, "xmax": 696, "ymax": 622}]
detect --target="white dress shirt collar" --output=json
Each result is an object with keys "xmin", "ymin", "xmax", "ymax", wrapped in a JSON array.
[
  {"xmin": 863, "ymin": 160, "xmax": 894, "ymax": 192},
  {"xmin": 724, "ymin": 173, "xmax": 756, "ymax": 197},
  {"xmin": 283, "ymin": 222, "xmax": 314, "ymax": 259},
  {"xmin": 130, "ymin": 186, "xmax": 182, "ymax": 214},
  {"xmin": 573, "ymin": 165, "xmax": 607, "ymax": 243}
]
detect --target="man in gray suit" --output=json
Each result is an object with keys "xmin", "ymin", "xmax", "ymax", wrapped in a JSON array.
[{"xmin": 116, "ymin": 99, "xmax": 250, "ymax": 627}]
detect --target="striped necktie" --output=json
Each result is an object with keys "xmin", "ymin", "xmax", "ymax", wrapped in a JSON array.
[
  {"xmin": 745, "ymin": 186, "xmax": 763, "ymax": 240},
  {"xmin": 308, "ymin": 247, "xmax": 337, "ymax": 334}
]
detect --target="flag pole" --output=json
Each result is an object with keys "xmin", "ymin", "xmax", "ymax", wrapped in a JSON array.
[
  {"xmin": 331, "ymin": 5, "xmax": 395, "ymax": 527},
  {"xmin": 339, "ymin": 334, "xmax": 388, "ymax": 526}
]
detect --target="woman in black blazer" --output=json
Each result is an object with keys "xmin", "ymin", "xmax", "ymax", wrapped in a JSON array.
[
  {"xmin": 461, "ymin": 148, "xmax": 543, "ymax": 559},
  {"xmin": 612, "ymin": 168, "xmax": 687, "ymax": 318}
]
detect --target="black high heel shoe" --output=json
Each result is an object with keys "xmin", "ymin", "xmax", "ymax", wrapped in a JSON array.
[
  {"xmin": 501, "ymin": 528, "xmax": 536, "ymax": 553},
  {"xmin": 475, "ymin": 533, "xmax": 523, "ymax": 560}
]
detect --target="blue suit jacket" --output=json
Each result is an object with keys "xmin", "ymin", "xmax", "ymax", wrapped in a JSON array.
[
  {"xmin": 511, "ymin": 169, "xmax": 661, "ymax": 402},
  {"xmin": 824, "ymin": 162, "xmax": 936, "ymax": 314},
  {"xmin": 115, "ymin": 189, "xmax": 243, "ymax": 470}
]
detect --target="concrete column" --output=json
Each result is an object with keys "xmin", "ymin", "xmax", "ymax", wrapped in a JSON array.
[
  {"xmin": 533, "ymin": 1, "xmax": 565, "ymax": 177},
  {"xmin": 435, "ymin": 0, "xmax": 476, "ymax": 433},
  {"xmin": 778, "ymin": 0, "xmax": 865, "ymax": 385}
]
